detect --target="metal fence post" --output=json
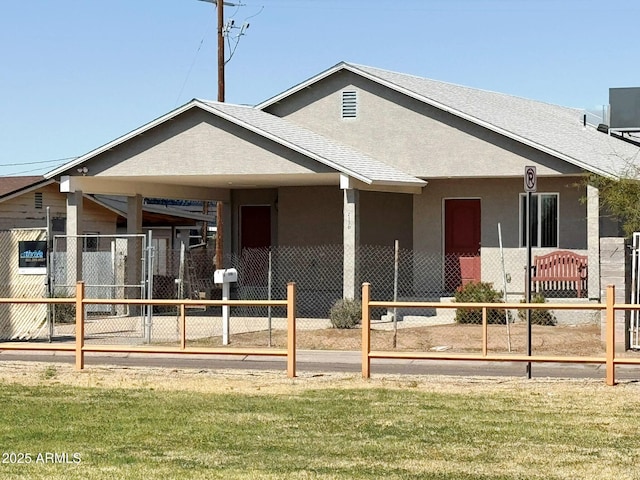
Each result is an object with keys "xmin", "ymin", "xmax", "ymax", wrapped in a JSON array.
[
  {"xmin": 287, "ymin": 282, "xmax": 297, "ymax": 378},
  {"xmin": 606, "ymin": 284, "xmax": 616, "ymax": 386},
  {"xmin": 362, "ymin": 282, "xmax": 371, "ymax": 379},
  {"xmin": 75, "ymin": 281, "xmax": 85, "ymax": 371}
]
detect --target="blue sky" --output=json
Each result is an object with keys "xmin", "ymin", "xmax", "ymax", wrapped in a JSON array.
[{"xmin": 1, "ymin": 0, "xmax": 638, "ymax": 176}]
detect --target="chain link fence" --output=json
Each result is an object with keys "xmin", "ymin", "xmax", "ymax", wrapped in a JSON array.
[
  {"xmin": 139, "ymin": 244, "xmax": 601, "ymax": 356},
  {"xmin": 35, "ymin": 235, "xmax": 605, "ymax": 356},
  {"xmin": 50, "ymin": 234, "xmax": 148, "ymax": 345},
  {"xmin": 0, "ymin": 226, "xmax": 618, "ymax": 359}
]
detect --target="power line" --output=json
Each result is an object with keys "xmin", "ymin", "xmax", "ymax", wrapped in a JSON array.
[{"xmin": 0, "ymin": 156, "xmax": 77, "ymax": 168}]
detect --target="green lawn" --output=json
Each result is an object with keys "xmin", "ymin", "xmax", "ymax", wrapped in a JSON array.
[{"xmin": 0, "ymin": 367, "xmax": 638, "ymax": 479}]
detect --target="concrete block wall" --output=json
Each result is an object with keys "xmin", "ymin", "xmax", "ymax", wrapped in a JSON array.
[{"xmin": 599, "ymin": 237, "xmax": 629, "ymax": 351}]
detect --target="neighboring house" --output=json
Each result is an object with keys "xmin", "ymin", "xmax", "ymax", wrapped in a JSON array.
[
  {"xmin": 0, "ymin": 176, "xmax": 214, "ymax": 276},
  {"xmin": 0, "ymin": 176, "xmax": 117, "ymax": 236},
  {"xmin": 0, "ymin": 176, "xmax": 214, "ymax": 240},
  {"xmin": 43, "ymin": 62, "xmax": 640, "ymax": 308}
]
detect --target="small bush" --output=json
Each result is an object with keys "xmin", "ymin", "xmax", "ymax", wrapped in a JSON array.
[
  {"xmin": 329, "ymin": 298, "xmax": 362, "ymax": 329},
  {"xmin": 518, "ymin": 293, "xmax": 557, "ymax": 326},
  {"xmin": 454, "ymin": 281, "xmax": 510, "ymax": 324},
  {"xmin": 51, "ymin": 295, "xmax": 76, "ymax": 324}
]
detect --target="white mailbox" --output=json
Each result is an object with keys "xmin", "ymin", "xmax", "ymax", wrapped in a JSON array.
[
  {"xmin": 214, "ymin": 268, "xmax": 237, "ymax": 347},
  {"xmin": 214, "ymin": 268, "xmax": 238, "ymax": 285}
]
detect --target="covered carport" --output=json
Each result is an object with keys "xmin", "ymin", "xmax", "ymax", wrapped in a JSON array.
[{"xmin": 45, "ymin": 99, "xmax": 425, "ymax": 299}]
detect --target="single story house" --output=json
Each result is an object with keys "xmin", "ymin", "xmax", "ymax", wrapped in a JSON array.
[{"xmin": 44, "ymin": 62, "xmax": 640, "ymax": 311}]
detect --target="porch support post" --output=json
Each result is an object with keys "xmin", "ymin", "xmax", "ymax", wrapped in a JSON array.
[
  {"xmin": 127, "ymin": 194, "xmax": 143, "ymax": 235},
  {"xmin": 586, "ymin": 184, "xmax": 600, "ymax": 300},
  {"xmin": 222, "ymin": 200, "xmax": 232, "ymax": 267},
  {"xmin": 341, "ymin": 175, "xmax": 360, "ymax": 299},
  {"xmin": 126, "ymin": 195, "xmax": 143, "ymax": 305},
  {"xmin": 66, "ymin": 190, "xmax": 83, "ymax": 284}
]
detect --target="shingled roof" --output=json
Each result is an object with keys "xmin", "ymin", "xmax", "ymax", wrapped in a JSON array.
[
  {"xmin": 259, "ymin": 62, "xmax": 640, "ymax": 179},
  {"xmin": 0, "ymin": 176, "xmax": 48, "ymax": 198},
  {"xmin": 197, "ymin": 100, "xmax": 425, "ymax": 187}
]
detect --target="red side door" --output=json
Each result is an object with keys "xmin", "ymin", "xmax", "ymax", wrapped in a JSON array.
[
  {"xmin": 240, "ymin": 205, "xmax": 271, "ymax": 286},
  {"xmin": 444, "ymin": 199, "xmax": 481, "ymax": 292},
  {"xmin": 240, "ymin": 205, "xmax": 271, "ymax": 251}
]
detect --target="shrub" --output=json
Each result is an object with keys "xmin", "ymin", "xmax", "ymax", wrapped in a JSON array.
[
  {"xmin": 51, "ymin": 294, "xmax": 76, "ymax": 324},
  {"xmin": 329, "ymin": 298, "xmax": 362, "ymax": 329},
  {"xmin": 453, "ymin": 281, "xmax": 510, "ymax": 324},
  {"xmin": 518, "ymin": 293, "xmax": 557, "ymax": 326}
]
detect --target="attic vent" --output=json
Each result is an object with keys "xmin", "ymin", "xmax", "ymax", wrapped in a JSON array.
[
  {"xmin": 342, "ymin": 90, "xmax": 357, "ymax": 118},
  {"xmin": 34, "ymin": 192, "xmax": 43, "ymax": 209}
]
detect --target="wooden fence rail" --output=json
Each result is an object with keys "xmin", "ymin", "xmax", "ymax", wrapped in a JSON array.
[
  {"xmin": 0, "ymin": 281, "xmax": 297, "ymax": 378},
  {"xmin": 1, "ymin": 281, "xmax": 640, "ymax": 386},
  {"xmin": 362, "ymin": 283, "xmax": 640, "ymax": 386}
]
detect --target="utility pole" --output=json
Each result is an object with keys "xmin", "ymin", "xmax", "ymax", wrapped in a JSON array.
[
  {"xmin": 215, "ymin": 0, "xmax": 225, "ymax": 269},
  {"xmin": 217, "ymin": 0, "xmax": 225, "ymax": 102},
  {"xmin": 199, "ymin": 0, "xmax": 249, "ymax": 268}
]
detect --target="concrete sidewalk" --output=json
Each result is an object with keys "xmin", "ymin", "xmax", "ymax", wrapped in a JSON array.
[{"xmin": 1, "ymin": 347, "xmax": 637, "ymax": 382}]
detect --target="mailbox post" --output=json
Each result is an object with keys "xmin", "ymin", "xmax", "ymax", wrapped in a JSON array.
[{"xmin": 214, "ymin": 268, "xmax": 237, "ymax": 345}]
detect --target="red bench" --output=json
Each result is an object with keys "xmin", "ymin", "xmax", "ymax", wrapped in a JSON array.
[{"xmin": 531, "ymin": 250, "xmax": 588, "ymax": 298}]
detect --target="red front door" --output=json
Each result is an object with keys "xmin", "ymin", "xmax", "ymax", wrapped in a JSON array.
[{"xmin": 444, "ymin": 199, "xmax": 481, "ymax": 292}]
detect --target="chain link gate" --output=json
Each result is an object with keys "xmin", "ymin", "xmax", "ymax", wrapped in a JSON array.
[
  {"xmin": 630, "ymin": 232, "xmax": 640, "ymax": 349},
  {"xmin": 50, "ymin": 233, "xmax": 152, "ymax": 344},
  {"xmin": 0, "ymin": 228, "xmax": 49, "ymax": 340}
]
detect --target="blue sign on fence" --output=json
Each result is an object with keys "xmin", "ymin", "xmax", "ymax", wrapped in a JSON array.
[{"xmin": 19, "ymin": 241, "xmax": 47, "ymax": 274}]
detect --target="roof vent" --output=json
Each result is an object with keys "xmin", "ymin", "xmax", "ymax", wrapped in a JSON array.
[
  {"xmin": 34, "ymin": 192, "xmax": 43, "ymax": 209},
  {"xmin": 342, "ymin": 90, "xmax": 357, "ymax": 119}
]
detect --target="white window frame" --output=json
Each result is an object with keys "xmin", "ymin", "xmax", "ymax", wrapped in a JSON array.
[{"xmin": 519, "ymin": 193, "xmax": 559, "ymax": 248}]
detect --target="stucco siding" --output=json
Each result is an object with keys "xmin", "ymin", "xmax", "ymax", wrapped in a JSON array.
[
  {"xmin": 274, "ymin": 187, "xmax": 413, "ymax": 248},
  {"xmin": 359, "ymin": 191, "xmax": 413, "ymax": 248},
  {"xmin": 266, "ymin": 71, "xmax": 583, "ymax": 179},
  {"xmin": 277, "ymin": 186, "xmax": 342, "ymax": 246},
  {"xmin": 412, "ymin": 177, "xmax": 587, "ymax": 294},
  {"xmin": 90, "ymin": 109, "xmax": 336, "ymax": 178}
]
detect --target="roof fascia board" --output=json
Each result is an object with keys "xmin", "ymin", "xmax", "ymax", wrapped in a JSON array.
[
  {"xmin": 340, "ymin": 175, "xmax": 424, "ymax": 194},
  {"xmin": 45, "ymin": 101, "xmax": 200, "ymax": 179}
]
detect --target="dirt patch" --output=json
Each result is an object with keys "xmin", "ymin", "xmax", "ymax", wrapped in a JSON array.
[{"xmin": 186, "ymin": 322, "xmax": 615, "ymax": 356}]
